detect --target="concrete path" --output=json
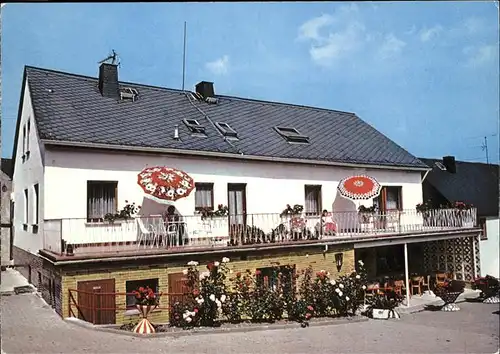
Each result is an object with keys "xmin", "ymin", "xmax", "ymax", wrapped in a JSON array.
[
  {"xmin": 0, "ymin": 269, "xmax": 31, "ymax": 294},
  {"xmin": 1, "ymin": 291, "xmax": 498, "ymax": 354}
]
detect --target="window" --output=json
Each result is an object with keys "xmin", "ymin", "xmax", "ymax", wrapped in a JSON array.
[
  {"xmin": 23, "ymin": 189, "xmax": 29, "ymax": 228},
  {"xmin": 274, "ymin": 126, "xmax": 310, "ymax": 144},
  {"xmin": 373, "ymin": 186, "xmax": 402, "ymax": 212},
  {"xmin": 479, "ymin": 218, "xmax": 487, "ymax": 240},
  {"xmin": 195, "ymin": 183, "xmax": 214, "ymax": 210},
  {"xmin": 215, "ymin": 122, "xmax": 238, "ymax": 139},
  {"xmin": 33, "ymin": 183, "xmax": 39, "ymax": 226},
  {"xmin": 435, "ymin": 161, "xmax": 446, "ymax": 171},
  {"xmin": 22, "ymin": 124, "xmax": 26, "ymax": 157},
  {"xmin": 26, "ymin": 119, "xmax": 31, "ymax": 152},
  {"xmin": 304, "ymin": 185, "xmax": 322, "ymax": 215},
  {"xmin": 256, "ymin": 266, "xmax": 295, "ymax": 297},
  {"xmin": 87, "ymin": 181, "xmax": 118, "ymax": 222},
  {"xmin": 183, "ymin": 119, "xmax": 206, "ymax": 134},
  {"xmin": 125, "ymin": 278, "xmax": 159, "ymax": 309}
]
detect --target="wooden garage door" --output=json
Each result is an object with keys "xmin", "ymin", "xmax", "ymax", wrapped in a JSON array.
[{"xmin": 77, "ymin": 279, "xmax": 116, "ymax": 325}]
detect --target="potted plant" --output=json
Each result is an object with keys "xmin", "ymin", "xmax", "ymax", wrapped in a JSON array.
[
  {"xmin": 104, "ymin": 201, "xmax": 141, "ymax": 223},
  {"xmin": 358, "ymin": 205, "xmax": 376, "ymax": 224},
  {"xmin": 198, "ymin": 204, "xmax": 229, "ymax": 220},
  {"xmin": 451, "ymin": 201, "xmax": 474, "ymax": 227},
  {"xmin": 132, "ymin": 286, "xmax": 160, "ymax": 334},
  {"xmin": 366, "ymin": 290, "xmax": 403, "ymax": 319},
  {"xmin": 280, "ymin": 204, "xmax": 306, "ymax": 240},
  {"xmin": 433, "ymin": 279, "xmax": 465, "ymax": 311},
  {"xmin": 471, "ymin": 275, "xmax": 500, "ymax": 304},
  {"xmin": 416, "ymin": 200, "xmax": 432, "ymax": 226}
]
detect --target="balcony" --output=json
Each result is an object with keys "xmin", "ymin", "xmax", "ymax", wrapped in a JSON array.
[{"xmin": 41, "ymin": 208, "xmax": 478, "ymax": 259}]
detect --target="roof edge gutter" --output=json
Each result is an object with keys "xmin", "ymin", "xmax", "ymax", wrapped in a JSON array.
[{"xmin": 41, "ymin": 139, "xmax": 430, "ymax": 172}]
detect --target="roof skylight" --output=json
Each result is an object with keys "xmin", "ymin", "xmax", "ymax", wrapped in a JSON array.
[
  {"xmin": 215, "ymin": 122, "xmax": 238, "ymax": 139},
  {"xmin": 435, "ymin": 161, "xmax": 447, "ymax": 171},
  {"xmin": 274, "ymin": 126, "xmax": 310, "ymax": 144},
  {"xmin": 183, "ymin": 118, "xmax": 206, "ymax": 135}
]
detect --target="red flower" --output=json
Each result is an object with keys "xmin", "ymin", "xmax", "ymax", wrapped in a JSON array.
[
  {"xmin": 255, "ymin": 270, "xmax": 262, "ymax": 276},
  {"xmin": 207, "ymin": 262, "xmax": 214, "ymax": 271},
  {"xmin": 305, "ymin": 313, "xmax": 312, "ymax": 320},
  {"xmin": 194, "ymin": 308, "xmax": 199, "ymax": 313},
  {"xmin": 307, "ymin": 305, "xmax": 314, "ymax": 311},
  {"xmin": 139, "ymin": 287, "xmax": 145, "ymax": 293},
  {"xmin": 193, "ymin": 289, "xmax": 200, "ymax": 296},
  {"xmin": 236, "ymin": 272, "xmax": 242, "ymax": 277}
]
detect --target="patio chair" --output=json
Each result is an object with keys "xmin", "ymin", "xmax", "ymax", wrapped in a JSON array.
[
  {"xmin": 421, "ymin": 275, "xmax": 431, "ymax": 292},
  {"xmin": 137, "ymin": 218, "xmax": 160, "ymax": 247},
  {"xmin": 436, "ymin": 273, "xmax": 447, "ymax": 287},
  {"xmin": 410, "ymin": 276, "xmax": 423, "ymax": 296},
  {"xmin": 393, "ymin": 280, "xmax": 406, "ymax": 296}
]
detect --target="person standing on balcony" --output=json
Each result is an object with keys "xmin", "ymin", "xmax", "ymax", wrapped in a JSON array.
[{"xmin": 163, "ymin": 206, "xmax": 186, "ymax": 246}]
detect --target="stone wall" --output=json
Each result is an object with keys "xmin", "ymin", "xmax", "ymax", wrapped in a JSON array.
[{"xmin": 1, "ymin": 171, "xmax": 12, "ymax": 267}]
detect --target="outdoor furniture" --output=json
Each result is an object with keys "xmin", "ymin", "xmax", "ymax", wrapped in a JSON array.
[
  {"xmin": 436, "ymin": 273, "xmax": 447, "ymax": 287},
  {"xmin": 137, "ymin": 218, "xmax": 161, "ymax": 247},
  {"xmin": 421, "ymin": 275, "xmax": 431, "ymax": 292},
  {"xmin": 393, "ymin": 280, "xmax": 405, "ymax": 296},
  {"xmin": 410, "ymin": 276, "xmax": 423, "ymax": 296}
]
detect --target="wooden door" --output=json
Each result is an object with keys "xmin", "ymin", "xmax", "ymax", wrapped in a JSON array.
[
  {"xmin": 228, "ymin": 183, "xmax": 247, "ymax": 236},
  {"xmin": 77, "ymin": 279, "xmax": 116, "ymax": 325},
  {"xmin": 168, "ymin": 273, "xmax": 189, "ymax": 319}
]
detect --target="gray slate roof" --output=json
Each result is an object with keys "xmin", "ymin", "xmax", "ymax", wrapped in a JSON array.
[
  {"xmin": 420, "ymin": 158, "xmax": 499, "ymax": 217},
  {"xmin": 25, "ymin": 66, "xmax": 428, "ymax": 169}
]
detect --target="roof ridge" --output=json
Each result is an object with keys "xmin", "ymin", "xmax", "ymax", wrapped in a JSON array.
[
  {"xmin": 420, "ymin": 157, "xmax": 498, "ymax": 166},
  {"xmin": 25, "ymin": 65, "xmax": 356, "ymax": 115}
]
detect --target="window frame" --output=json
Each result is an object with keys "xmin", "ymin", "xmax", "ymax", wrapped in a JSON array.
[
  {"xmin": 304, "ymin": 185, "xmax": 322, "ymax": 216},
  {"xmin": 374, "ymin": 186, "xmax": 403, "ymax": 212},
  {"xmin": 86, "ymin": 181, "xmax": 118, "ymax": 222},
  {"xmin": 274, "ymin": 126, "xmax": 310, "ymax": 144},
  {"xmin": 125, "ymin": 278, "xmax": 159, "ymax": 309},
  {"xmin": 215, "ymin": 122, "xmax": 238, "ymax": 138},
  {"xmin": 23, "ymin": 188, "xmax": 29, "ymax": 229},
  {"xmin": 194, "ymin": 182, "xmax": 214, "ymax": 211},
  {"xmin": 256, "ymin": 265, "xmax": 296, "ymax": 297},
  {"xmin": 33, "ymin": 183, "xmax": 39, "ymax": 230},
  {"xmin": 183, "ymin": 119, "xmax": 206, "ymax": 134}
]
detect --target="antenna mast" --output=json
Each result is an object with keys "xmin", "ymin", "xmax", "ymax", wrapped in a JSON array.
[
  {"xmin": 481, "ymin": 136, "xmax": 489, "ymax": 164},
  {"xmin": 182, "ymin": 21, "xmax": 187, "ymax": 91}
]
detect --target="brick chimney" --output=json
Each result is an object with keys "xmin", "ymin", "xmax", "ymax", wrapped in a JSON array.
[
  {"xmin": 442, "ymin": 156, "xmax": 456, "ymax": 173},
  {"xmin": 98, "ymin": 63, "xmax": 119, "ymax": 99}
]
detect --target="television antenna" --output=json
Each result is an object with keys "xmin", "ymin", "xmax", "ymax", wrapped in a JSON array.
[
  {"xmin": 98, "ymin": 49, "xmax": 121, "ymax": 67},
  {"xmin": 481, "ymin": 136, "xmax": 490, "ymax": 164}
]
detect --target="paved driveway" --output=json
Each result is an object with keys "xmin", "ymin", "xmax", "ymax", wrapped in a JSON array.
[{"xmin": 1, "ymin": 293, "xmax": 498, "ymax": 354}]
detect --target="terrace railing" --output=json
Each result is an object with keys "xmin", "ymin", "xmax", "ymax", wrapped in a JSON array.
[{"xmin": 42, "ymin": 208, "xmax": 477, "ymax": 256}]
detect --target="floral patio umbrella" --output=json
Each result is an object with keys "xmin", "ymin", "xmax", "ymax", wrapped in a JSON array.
[
  {"xmin": 337, "ymin": 175, "xmax": 382, "ymax": 201},
  {"xmin": 137, "ymin": 166, "xmax": 195, "ymax": 203}
]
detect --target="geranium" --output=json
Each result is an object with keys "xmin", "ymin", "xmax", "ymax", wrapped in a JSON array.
[{"xmin": 133, "ymin": 286, "xmax": 159, "ymax": 307}]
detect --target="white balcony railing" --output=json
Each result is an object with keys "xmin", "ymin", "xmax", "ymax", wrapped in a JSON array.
[{"xmin": 42, "ymin": 208, "xmax": 477, "ymax": 256}]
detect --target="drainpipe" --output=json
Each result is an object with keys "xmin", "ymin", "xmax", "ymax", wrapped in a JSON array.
[{"xmin": 421, "ymin": 169, "xmax": 431, "ymax": 183}]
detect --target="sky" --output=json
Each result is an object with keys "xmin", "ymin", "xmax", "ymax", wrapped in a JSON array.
[{"xmin": 1, "ymin": 2, "xmax": 499, "ymax": 163}]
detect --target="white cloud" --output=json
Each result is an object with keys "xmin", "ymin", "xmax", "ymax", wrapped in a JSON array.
[
  {"xmin": 463, "ymin": 45, "xmax": 497, "ymax": 67},
  {"xmin": 378, "ymin": 34, "xmax": 406, "ymax": 59},
  {"xmin": 298, "ymin": 4, "xmax": 407, "ymax": 67},
  {"xmin": 297, "ymin": 14, "xmax": 334, "ymax": 41},
  {"xmin": 419, "ymin": 25, "xmax": 443, "ymax": 42},
  {"xmin": 205, "ymin": 55, "xmax": 230, "ymax": 76}
]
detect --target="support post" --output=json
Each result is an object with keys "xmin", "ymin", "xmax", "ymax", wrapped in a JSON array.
[{"xmin": 404, "ymin": 243, "xmax": 410, "ymax": 307}]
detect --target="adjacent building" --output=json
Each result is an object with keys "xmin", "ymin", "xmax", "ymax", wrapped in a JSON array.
[{"xmin": 1, "ymin": 158, "xmax": 13, "ymax": 268}]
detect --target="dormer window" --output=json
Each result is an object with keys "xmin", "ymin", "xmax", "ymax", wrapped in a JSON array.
[
  {"xmin": 274, "ymin": 126, "xmax": 310, "ymax": 144},
  {"xmin": 183, "ymin": 118, "xmax": 206, "ymax": 135},
  {"xmin": 215, "ymin": 122, "xmax": 238, "ymax": 139},
  {"xmin": 120, "ymin": 87, "xmax": 139, "ymax": 102}
]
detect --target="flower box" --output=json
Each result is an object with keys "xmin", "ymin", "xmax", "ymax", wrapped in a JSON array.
[{"xmin": 372, "ymin": 308, "xmax": 400, "ymax": 319}]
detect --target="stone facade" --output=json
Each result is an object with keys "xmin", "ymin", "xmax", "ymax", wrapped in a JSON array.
[
  {"xmin": 60, "ymin": 245, "xmax": 355, "ymax": 325},
  {"xmin": 1, "ymin": 169, "xmax": 12, "ymax": 267}
]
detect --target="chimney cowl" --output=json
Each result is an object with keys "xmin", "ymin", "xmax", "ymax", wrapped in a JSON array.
[
  {"xmin": 195, "ymin": 81, "xmax": 215, "ymax": 98},
  {"xmin": 442, "ymin": 156, "xmax": 456, "ymax": 173},
  {"xmin": 98, "ymin": 63, "xmax": 119, "ymax": 99}
]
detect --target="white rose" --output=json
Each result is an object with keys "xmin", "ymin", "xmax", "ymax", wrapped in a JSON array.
[
  {"xmin": 209, "ymin": 294, "xmax": 216, "ymax": 302},
  {"xmin": 330, "ymin": 280, "xmax": 336, "ymax": 285},
  {"xmin": 220, "ymin": 294, "xmax": 226, "ymax": 303},
  {"xmin": 186, "ymin": 317, "xmax": 192, "ymax": 323},
  {"xmin": 320, "ymin": 269, "xmax": 325, "ymax": 273},
  {"xmin": 335, "ymin": 288, "xmax": 340, "ymax": 293},
  {"xmin": 362, "ymin": 285, "xmax": 367, "ymax": 290},
  {"xmin": 200, "ymin": 271, "xmax": 210, "ymax": 280},
  {"xmin": 190, "ymin": 311, "xmax": 196, "ymax": 317},
  {"xmin": 187, "ymin": 261, "xmax": 198, "ymax": 266},
  {"xmin": 345, "ymin": 296, "xmax": 350, "ymax": 301},
  {"xmin": 356, "ymin": 275, "xmax": 361, "ymax": 279},
  {"xmin": 358, "ymin": 260, "xmax": 364, "ymax": 266},
  {"xmin": 182, "ymin": 269, "xmax": 188, "ymax": 275},
  {"xmin": 338, "ymin": 291, "xmax": 343, "ymax": 297},
  {"xmin": 339, "ymin": 284, "xmax": 344, "ymax": 289},
  {"xmin": 214, "ymin": 261, "xmax": 220, "ymax": 267},
  {"xmin": 216, "ymin": 300, "xmax": 222, "ymax": 308},
  {"xmin": 182, "ymin": 312, "xmax": 189, "ymax": 319},
  {"xmin": 222, "ymin": 257, "xmax": 230, "ymax": 263}
]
